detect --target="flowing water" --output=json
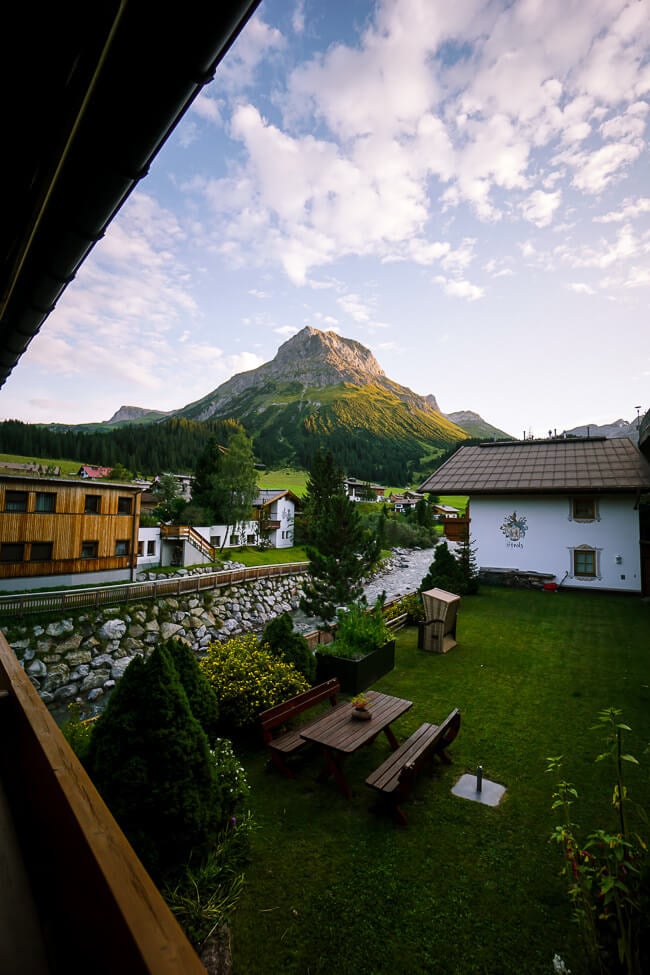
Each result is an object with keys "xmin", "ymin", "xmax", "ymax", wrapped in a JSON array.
[{"xmin": 292, "ymin": 545, "xmax": 438, "ymax": 633}]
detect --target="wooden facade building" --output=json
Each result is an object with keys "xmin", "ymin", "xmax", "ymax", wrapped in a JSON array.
[{"xmin": 0, "ymin": 475, "xmax": 141, "ymax": 589}]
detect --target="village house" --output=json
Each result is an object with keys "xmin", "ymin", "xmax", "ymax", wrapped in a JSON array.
[
  {"xmin": 0, "ymin": 474, "xmax": 141, "ymax": 592},
  {"xmin": 138, "ymin": 487, "xmax": 300, "ymax": 569},
  {"xmin": 419, "ymin": 437, "xmax": 650, "ymax": 594},
  {"xmin": 390, "ymin": 489, "xmax": 425, "ymax": 512},
  {"xmin": 343, "ymin": 476, "xmax": 386, "ymax": 501},
  {"xmin": 77, "ymin": 464, "xmax": 113, "ymax": 479}
]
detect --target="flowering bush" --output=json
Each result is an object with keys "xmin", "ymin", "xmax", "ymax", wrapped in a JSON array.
[
  {"xmin": 210, "ymin": 737, "xmax": 250, "ymax": 818},
  {"xmin": 199, "ymin": 635, "xmax": 309, "ymax": 729}
]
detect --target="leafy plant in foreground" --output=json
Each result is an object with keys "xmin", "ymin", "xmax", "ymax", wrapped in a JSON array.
[
  {"xmin": 164, "ymin": 813, "xmax": 254, "ymax": 950},
  {"xmin": 547, "ymin": 708, "xmax": 649, "ymax": 975}
]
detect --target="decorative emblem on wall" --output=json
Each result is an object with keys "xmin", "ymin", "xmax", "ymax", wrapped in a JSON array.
[{"xmin": 500, "ymin": 511, "xmax": 528, "ymax": 542}]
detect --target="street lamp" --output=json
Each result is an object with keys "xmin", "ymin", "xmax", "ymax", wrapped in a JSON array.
[{"xmin": 635, "ymin": 406, "xmax": 642, "ymax": 429}]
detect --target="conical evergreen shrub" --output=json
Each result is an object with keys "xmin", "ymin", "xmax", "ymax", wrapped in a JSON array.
[
  {"xmin": 86, "ymin": 645, "xmax": 221, "ymax": 884},
  {"xmin": 419, "ymin": 541, "xmax": 465, "ymax": 595},
  {"xmin": 261, "ymin": 612, "xmax": 315, "ymax": 682},
  {"xmin": 163, "ymin": 638, "xmax": 221, "ymax": 744}
]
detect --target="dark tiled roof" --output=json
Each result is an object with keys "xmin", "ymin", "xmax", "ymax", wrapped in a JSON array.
[{"xmin": 419, "ymin": 438, "xmax": 650, "ymax": 494}]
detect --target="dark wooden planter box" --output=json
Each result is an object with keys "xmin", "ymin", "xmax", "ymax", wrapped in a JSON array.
[{"xmin": 314, "ymin": 639, "xmax": 395, "ymax": 695}]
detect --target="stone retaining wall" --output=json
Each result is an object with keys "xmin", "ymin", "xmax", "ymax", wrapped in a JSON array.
[{"xmin": 5, "ymin": 574, "xmax": 306, "ymax": 712}]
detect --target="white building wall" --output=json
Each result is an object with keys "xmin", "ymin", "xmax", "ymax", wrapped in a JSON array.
[
  {"xmin": 470, "ymin": 494, "xmax": 642, "ymax": 592},
  {"xmin": 137, "ymin": 526, "xmax": 160, "ymax": 567},
  {"xmin": 273, "ymin": 498, "xmax": 295, "ymax": 548}
]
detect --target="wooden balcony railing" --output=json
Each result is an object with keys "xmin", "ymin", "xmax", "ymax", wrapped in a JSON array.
[
  {"xmin": 0, "ymin": 631, "xmax": 206, "ymax": 974},
  {"xmin": 160, "ymin": 524, "xmax": 216, "ymax": 561}
]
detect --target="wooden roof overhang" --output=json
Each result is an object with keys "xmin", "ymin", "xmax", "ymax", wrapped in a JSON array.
[{"xmin": 0, "ymin": 1, "xmax": 261, "ymax": 390}]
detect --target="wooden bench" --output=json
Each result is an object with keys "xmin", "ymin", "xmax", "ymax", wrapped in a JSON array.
[
  {"xmin": 259, "ymin": 679, "xmax": 340, "ymax": 778},
  {"xmin": 366, "ymin": 708, "xmax": 461, "ymax": 825}
]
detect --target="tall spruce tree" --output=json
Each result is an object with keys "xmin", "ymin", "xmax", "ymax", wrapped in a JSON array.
[
  {"xmin": 85, "ymin": 645, "xmax": 220, "ymax": 884},
  {"xmin": 300, "ymin": 451, "xmax": 380, "ymax": 624},
  {"xmin": 191, "ymin": 423, "xmax": 258, "ymax": 550},
  {"xmin": 300, "ymin": 450, "xmax": 344, "ymax": 545}
]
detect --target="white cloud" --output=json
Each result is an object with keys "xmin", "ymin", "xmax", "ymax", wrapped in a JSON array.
[
  {"xmin": 521, "ymin": 190, "xmax": 562, "ymax": 228},
  {"xmin": 292, "ymin": 0, "xmax": 305, "ymax": 34},
  {"xmin": 338, "ymin": 294, "xmax": 372, "ymax": 323},
  {"xmin": 190, "ymin": 92, "xmax": 223, "ymax": 127},
  {"xmin": 218, "ymin": 16, "xmax": 286, "ymax": 91},
  {"xmin": 595, "ymin": 197, "xmax": 650, "ymax": 223},
  {"xmin": 557, "ymin": 223, "xmax": 642, "ymax": 270},
  {"xmin": 441, "ymin": 238, "xmax": 477, "ymax": 274},
  {"xmin": 433, "ymin": 275, "xmax": 484, "ymax": 301},
  {"xmin": 566, "ymin": 282, "xmax": 596, "ymax": 295},
  {"xmin": 193, "ymin": 0, "xmax": 650, "ymax": 287},
  {"xmin": 566, "ymin": 142, "xmax": 643, "ymax": 194}
]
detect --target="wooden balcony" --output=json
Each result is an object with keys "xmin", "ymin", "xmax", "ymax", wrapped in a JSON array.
[{"xmin": 0, "ymin": 631, "xmax": 206, "ymax": 975}]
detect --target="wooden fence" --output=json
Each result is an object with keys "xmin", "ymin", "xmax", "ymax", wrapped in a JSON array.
[{"xmin": 0, "ymin": 562, "xmax": 310, "ymax": 617}]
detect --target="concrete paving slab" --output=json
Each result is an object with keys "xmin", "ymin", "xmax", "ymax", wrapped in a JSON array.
[{"xmin": 452, "ymin": 772, "xmax": 506, "ymax": 807}]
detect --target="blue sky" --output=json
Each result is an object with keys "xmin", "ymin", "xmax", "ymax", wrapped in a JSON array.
[{"xmin": 3, "ymin": 0, "xmax": 649, "ymax": 438}]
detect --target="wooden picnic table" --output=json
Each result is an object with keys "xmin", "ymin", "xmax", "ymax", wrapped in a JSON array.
[{"xmin": 299, "ymin": 691, "xmax": 413, "ymax": 799}]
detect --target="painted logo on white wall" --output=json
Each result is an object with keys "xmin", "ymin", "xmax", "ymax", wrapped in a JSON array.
[{"xmin": 500, "ymin": 511, "xmax": 528, "ymax": 548}]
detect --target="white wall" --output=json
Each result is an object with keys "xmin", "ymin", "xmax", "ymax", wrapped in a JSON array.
[
  {"xmin": 470, "ymin": 494, "xmax": 642, "ymax": 592},
  {"xmin": 137, "ymin": 526, "xmax": 160, "ymax": 567}
]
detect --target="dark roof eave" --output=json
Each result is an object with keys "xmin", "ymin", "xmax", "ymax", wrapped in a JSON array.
[{"xmin": 0, "ymin": 2, "xmax": 262, "ymax": 390}]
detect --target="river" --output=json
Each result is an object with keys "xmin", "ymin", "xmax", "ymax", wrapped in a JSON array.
[{"xmin": 292, "ymin": 545, "xmax": 439, "ymax": 633}]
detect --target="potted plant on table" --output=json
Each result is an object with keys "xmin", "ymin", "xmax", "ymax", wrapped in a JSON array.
[
  {"xmin": 314, "ymin": 595, "xmax": 396, "ymax": 695},
  {"xmin": 350, "ymin": 692, "xmax": 372, "ymax": 720}
]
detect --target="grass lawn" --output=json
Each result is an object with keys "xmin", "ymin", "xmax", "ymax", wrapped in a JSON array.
[
  {"xmin": 0, "ymin": 452, "xmax": 82, "ymax": 477},
  {"xmin": 229, "ymin": 586, "xmax": 650, "ymax": 975},
  {"xmin": 228, "ymin": 546, "xmax": 309, "ymax": 567}
]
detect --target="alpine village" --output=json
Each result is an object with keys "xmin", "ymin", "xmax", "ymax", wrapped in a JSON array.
[{"xmin": 2, "ymin": 9, "xmax": 650, "ymax": 975}]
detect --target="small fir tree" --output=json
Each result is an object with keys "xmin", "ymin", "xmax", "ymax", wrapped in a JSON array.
[
  {"xmin": 456, "ymin": 534, "xmax": 479, "ymax": 594},
  {"xmin": 419, "ymin": 541, "xmax": 465, "ymax": 595},
  {"xmin": 261, "ymin": 612, "xmax": 315, "ymax": 682}
]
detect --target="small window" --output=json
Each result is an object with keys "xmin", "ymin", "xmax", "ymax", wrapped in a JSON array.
[
  {"xmin": 210, "ymin": 536, "xmax": 220, "ymax": 548},
  {"xmin": 0, "ymin": 543, "xmax": 25, "ymax": 562},
  {"xmin": 115, "ymin": 540, "xmax": 130, "ymax": 556},
  {"xmin": 572, "ymin": 497, "xmax": 596, "ymax": 521},
  {"xmin": 147, "ymin": 540, "xmax": 156, "ymax": 556},
  {"xmin": 81, "ymin": 541, "xmax": 98, "ymax": 559},
  {"xmin": 117, "ymin": 496, "xmax": 133, "ymax": 515},
  {"xmin": 30, "ymin": 542, "xmax": 53, "ymax": 561},
  {"xmin": 35, "ymin": 492, "xmax": 56, "ymax": 513},
  {"xmin": 84, "ymin": 495, "xmax": 101, "ymax": 514},
  {"xmin": 246, "ymin": 533, "xmax": 256, "ymax": 545},
  {"xmin": 5, "ymin": 491, "xmax": 28, "ymax": 512},
  {"xmin": 573, "ymin": 548, "xmax": 596, "ymax": 577},
  {"xmin": 230, "ymin": 534, "xmax": 239, "ymax": 546},
  {"xmin": 137, "ymin": 541, "xmax": 144, "ymax": 556}
]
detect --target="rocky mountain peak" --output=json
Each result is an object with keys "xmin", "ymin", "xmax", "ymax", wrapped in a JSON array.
[{"xmin": 270, "ymin": 326, "xmax": 386, "ymax": 385}]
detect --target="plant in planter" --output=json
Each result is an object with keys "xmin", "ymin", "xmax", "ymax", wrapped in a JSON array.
[
  {"xmin": 315, "ymin": 595, "xmax": 396, "ymax": 695},
  {"xmin": 350, "ymin": 692, "xmax": 372, "ymax": 720}
]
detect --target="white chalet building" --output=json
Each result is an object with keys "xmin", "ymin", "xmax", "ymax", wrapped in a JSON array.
[{"xmin": 419, "ymin": 437, "xmax": 650, "ymax": 594}]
